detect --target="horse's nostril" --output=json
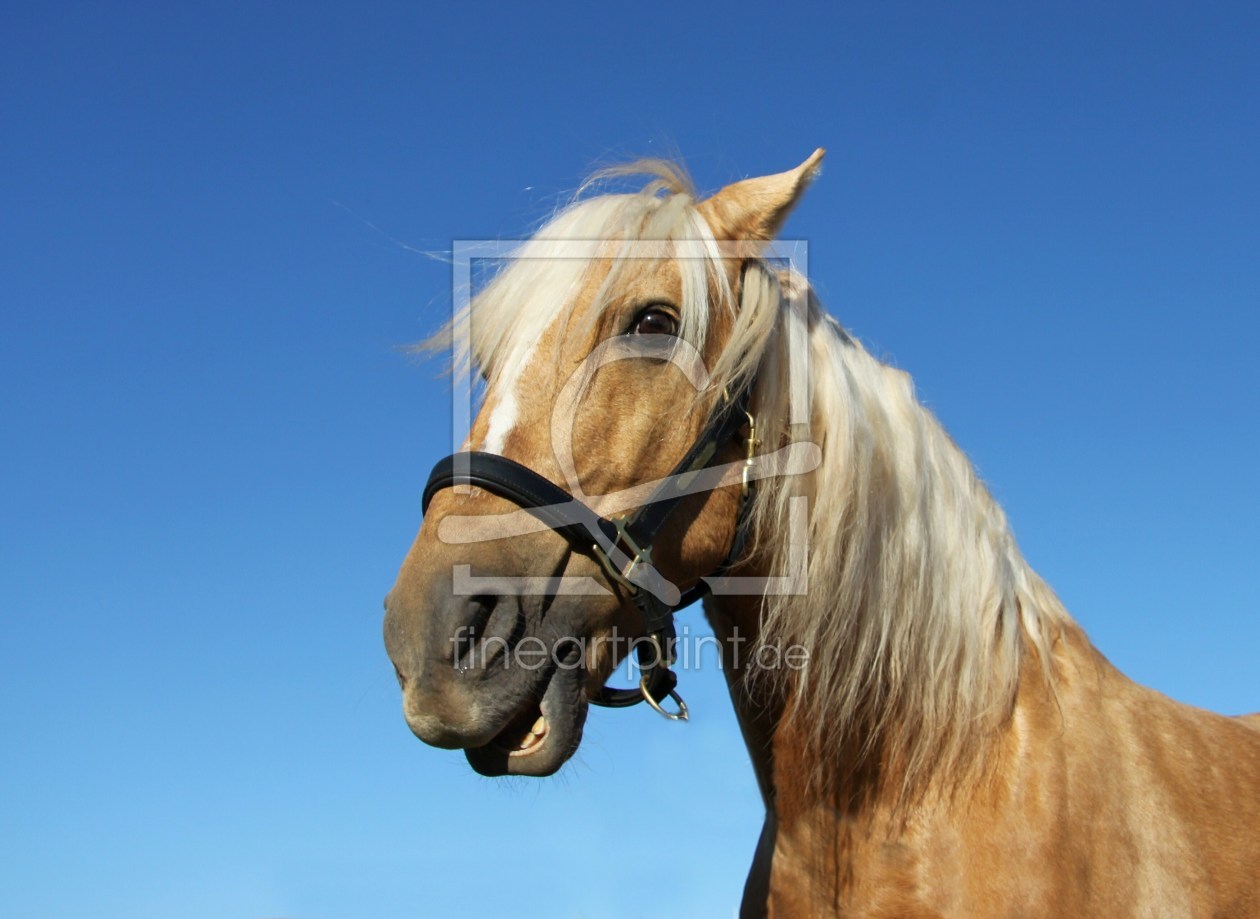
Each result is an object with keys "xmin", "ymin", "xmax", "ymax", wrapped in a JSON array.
[
  {"xmin": 447, "ymin": 594, "xmax": 496, "ymax": 664},
  {"xmin": 447, "ymin": 591, "xmax": 525, "ymax": 670},
  {"xmin": 555, "ymin": 638, "xmax": 582, "ymax": 667},
  {"xmin": 393, "ymin": 662, "xmax": 406, "ymax": 689},
  {"xmin": 464, "ymin": 594, "xmax": 497, "ymax": 643}
]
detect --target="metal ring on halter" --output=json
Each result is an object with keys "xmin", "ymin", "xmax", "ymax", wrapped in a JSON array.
[{"xmin": 639, "ymin": 674, "xmax": 689, "ymax": 721}]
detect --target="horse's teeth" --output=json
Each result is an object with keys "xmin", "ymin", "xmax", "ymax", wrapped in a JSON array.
[{"xmin": 532, "ymin": 716, "xmax": 547, "ymax": 735}]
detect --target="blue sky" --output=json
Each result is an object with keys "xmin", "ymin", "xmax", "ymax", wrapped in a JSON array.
[{"xmin": 2, "ymin": 2, "xmax": 1258, "ymax": 917}]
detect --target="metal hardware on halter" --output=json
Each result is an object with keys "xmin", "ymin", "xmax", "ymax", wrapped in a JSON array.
[
  {"xmin": 420, "ymin": 375, "xmax": 757, "ymax": 720},
  {"xmin": 741, "ymin": 410, "xmax": 759, "ymax": 497},
  {"xmin": 640, "ymin": 676, "xmax": 689, "ymax": 720},
  {"xmin": 591, "ymin": 514, "xmax": 653, "ymax": 593},
  {"xmin": 634, "ymin": 633, "xmax": 688, "ymax": 720}
]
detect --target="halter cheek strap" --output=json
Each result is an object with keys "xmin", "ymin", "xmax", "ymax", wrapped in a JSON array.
[{"xmin": 421, "ymin": 384, "xmax": 756, "ymax": 719}]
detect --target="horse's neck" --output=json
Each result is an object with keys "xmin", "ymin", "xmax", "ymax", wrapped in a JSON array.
[
  {"xmin": 714, "ymin": 331, "xmax": 1260, "ymax": 911},
  {"xmin": 706, "ymin": 566, "xmax": 1075, "ymax": 818},
  {"xmin": 709, "ymin": 598, "xmax": 986, "ymax": 804},
  {"xmin": 705, "ymin": 593, "xmax": 785, "ymax": 807},
  {"xmin": 745, "ymin": 328, "xmax": 1078, "ymax": 807},
  {"xmin": 716, "ymin": 598, "xmax": 1260, "ymax": 913}
]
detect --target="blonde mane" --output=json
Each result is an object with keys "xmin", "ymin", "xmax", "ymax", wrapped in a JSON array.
[
  {"xmin": 743, "ymin": 269, "xmax": 1071, "ymax": 798},
  {"xmin": 443, "ymin": 164, "xmax": 1072, "ymax": 797}
]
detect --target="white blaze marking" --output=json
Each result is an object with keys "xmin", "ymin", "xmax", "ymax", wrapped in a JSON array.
[
  {"xmin": 480, "ymin": 336, "xmax": 539, "ymax": 455},
  {"xmin": 482, "ymin": 387, "xmax": 517, "ymax": 455}
]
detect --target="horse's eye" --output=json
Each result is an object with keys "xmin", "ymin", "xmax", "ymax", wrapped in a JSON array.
[{"xmin": 630, "ymin": 306, "xmax": 679, "ymax": 336}]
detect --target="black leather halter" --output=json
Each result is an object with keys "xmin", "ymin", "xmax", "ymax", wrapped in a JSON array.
[{"xmin": 422, "ymin": 381, "xmax": 756, "ymax": 719}]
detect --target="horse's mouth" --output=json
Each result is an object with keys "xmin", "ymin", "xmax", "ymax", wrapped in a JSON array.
[
  {"xmin": 464, "ymin": 647, "xmax": 588, "ymax": 777},
  {"xmin": 490, "ymin": 705, "xmax": 551, "ymax": 757}
]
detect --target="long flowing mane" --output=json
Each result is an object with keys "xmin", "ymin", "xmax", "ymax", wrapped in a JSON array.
[
  {"xmin": 443, "ymin": 163, "xmax": 1073, "ymax": 798},
  {"xmin": 745, "ymin": 272, "xmax": 1071, "ymax": 798}
]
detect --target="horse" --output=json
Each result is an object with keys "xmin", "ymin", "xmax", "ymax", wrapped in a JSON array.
[{"xmin": 383, "ymin": 150, "xmax": 1260, "ymax": 917}]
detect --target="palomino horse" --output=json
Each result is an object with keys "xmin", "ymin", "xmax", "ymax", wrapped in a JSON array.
[{"xmin": 384, "ymin": 151, "xmax": 1260, "ymax": 917}]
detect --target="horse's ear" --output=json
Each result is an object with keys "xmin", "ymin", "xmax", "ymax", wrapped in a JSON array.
[{"xmin": 699, "ymin": 148, "xmax": 825, "ymax": 243}]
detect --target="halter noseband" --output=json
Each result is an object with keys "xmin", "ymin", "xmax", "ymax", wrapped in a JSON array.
[{"xmin": 421, "ymin": 381, "xmax": 756, "ymax": 720}]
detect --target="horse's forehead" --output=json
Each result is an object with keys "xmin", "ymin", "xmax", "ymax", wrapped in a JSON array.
[
  {"xmin": 473, "ymin": 249, "xmax": 710, "ymax": 458},
  {"xmin": 594, "ymin": 251, "xmax": 686, "ymax": 303}
]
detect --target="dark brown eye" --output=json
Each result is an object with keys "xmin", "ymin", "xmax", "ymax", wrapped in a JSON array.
[{"xmin": 629, "ymin": 306, "xmax": 679, "ymax": 336}]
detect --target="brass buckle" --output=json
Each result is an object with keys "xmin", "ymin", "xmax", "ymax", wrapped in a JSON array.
[
  {"xmin": 741, "ymin": 410, "xmax": 760, "ymax": 497},
  {"xmin": 592, "ymin": 514, "xmax": 652, "ymax": 594}
]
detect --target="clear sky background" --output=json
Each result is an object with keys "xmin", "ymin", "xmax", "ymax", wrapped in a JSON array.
[{"xmin": 2, "ymin": 2, "xmax": 1258, "ymax": 917}]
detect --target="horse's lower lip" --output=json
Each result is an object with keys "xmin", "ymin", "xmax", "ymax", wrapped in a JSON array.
[{"xmin": 465, "ymin": 662, "xmax": 587, "ymax": 777}]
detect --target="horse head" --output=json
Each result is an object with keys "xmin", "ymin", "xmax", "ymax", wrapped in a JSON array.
[{"xmin": 383, "ymin": 151, "xmax": 823, "ymax": 776}]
